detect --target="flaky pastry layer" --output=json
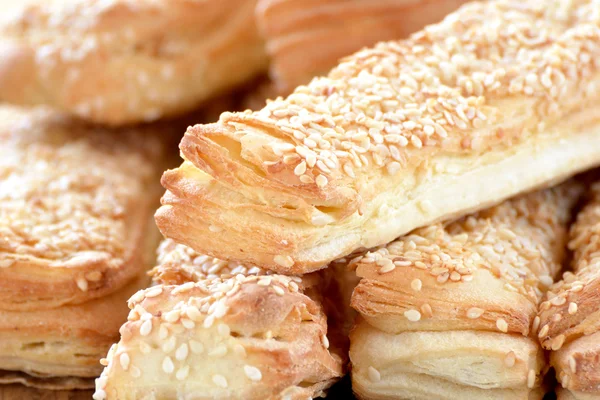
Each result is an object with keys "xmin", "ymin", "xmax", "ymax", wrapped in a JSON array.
[
  {"xmin": 0, "ymin": 105, "xmax": 165, "ymax": 310},
  {"xmin": 256, "ymin": 0, "xmax": 469, "ymax": 92},
  {"xmin": 158, "ymin": 0, "xmax": 600, "ymax": 274},
  {"xmin": 0, "ymin": 0, "xmax": 267, "ymax": 125}
]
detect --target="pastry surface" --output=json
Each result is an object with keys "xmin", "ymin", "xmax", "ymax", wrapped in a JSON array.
[
  {"xmin": 158, "ymin": 0, "xmax": 600, "ymax": 274},
  {"xmin": 0, "ymin": 105, "xmax": 165, "ymax": 310},
  {"xmin": 0, "ymin": 0, "xmax": 268, "ymax": 125}
]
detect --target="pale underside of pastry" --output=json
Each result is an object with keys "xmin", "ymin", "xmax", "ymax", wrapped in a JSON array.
[
  {"xmin": 94, "ymin": 240, "xmax": 346, "ymax": 400},
  {"xmin": 350, "ymin": 321, "xmax": 546, "ymax": 400},
  {"xmin": 348, "ymin": 183, "xmax": 582, "ymax": 399},
  {"xmin": 157, "ymin": 0, "xmax": 600, "ymax": 274},
  {"xmin": 0, "ymin": 0, "xmax": 268, "ymax": 125},
  {"xmin": 538, "ymin": 182, "xmax": 600, "ymax": 397},
  {"xmin": 0, "ymin": 273, "xmax": 149, "ymax": 387},
  {"xmin": 0, "ymin": 105, "xmax": 165, "ymax": 311},
  {"xmin": 256, "ymin": 0, "xmax": 470, "ymax": 92}
]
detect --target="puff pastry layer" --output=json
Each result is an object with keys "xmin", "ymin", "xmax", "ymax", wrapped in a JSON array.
[
  {"xmin": 256, "ymin": 0, "xmax": 469, "ymax": 92},
  {"xmin": 538, "ymin": 182, "xmax": 600, "ymax": 398},
  {"xmin": 349, "ymin": 183, "xmax": 582, "ymax": 399},
  {"xmin": 0, "ymin": 105, "xmax": 165, "ymax": 310},
  {"xmin": 158, "ymin": 0, "xmax": 600, "ymax": 274},
  {"xmin": 94, "ymin": 240, "xmax": 346, "ymax": 400},
  {"xmin": 0, "ymin": 0, "xmax": 268, "ymax": 125}
]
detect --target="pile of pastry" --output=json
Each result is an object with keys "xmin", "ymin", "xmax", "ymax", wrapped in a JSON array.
[{"xmin": 0, "ymin": 0, "xmax": 599, "ymax": 399}]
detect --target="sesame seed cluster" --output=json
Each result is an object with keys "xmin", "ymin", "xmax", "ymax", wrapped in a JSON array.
[
  {"xmin": 537, "ymin": 181, "xmax": 600, "ymax": 376},
  {"xmin": 212, "ymin": 0, "xmax": 600, "ymax": 190},
  {"xmin": 94, "ymin": 240, "xmax": 343, "ymax": 399}
]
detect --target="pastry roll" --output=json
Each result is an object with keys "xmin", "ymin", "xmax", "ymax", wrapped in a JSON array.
[
  {"xmin": 349, "ymin": 183, "xmax": 582, "ymax": 400},
  {"xmin": 0, "ymin": 106, "xmax": 165, "ymax": 310},
  {"xmin": 538, "ymin": 182, "xmax": 600, "ymax": 399},
  {"xmin": 0, "ymin": 0, "xmax": 267, "ymax": 125},
  {"xmin": 94, "ymin": 240, "xmax": 346, "ymax": 400},
  {"xmin": 157, "ymin": 0, "xmax": 600, "ymax": 274},
  {"xmin": 256, "ymin": 0, "xmax": 469, "ymax": 92}
]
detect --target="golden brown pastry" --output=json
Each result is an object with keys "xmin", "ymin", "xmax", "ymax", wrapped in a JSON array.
[
  {"xmin": 0, "ymin": 0, "xmax": 268, "ymax": 125},
  {"xmin": 349, "ymin": 183, "xmax": 582, "ymax": 400},
  {"xmin": 0, "ymin": 105, "xmax": 164, "ymax": 310},
  {"xmin": 0, "ymin": 274, "xmax": 149, "ymax": 389},
  {"xmin": 157, "ymin": 0, "xmax": 600, "ymax": 275},
  {"xmin": 256, "ymin": 0, "xmax": 469, "ymax": 92},
  {"xmin": 94, "ymin": 240, "xmax": 346, "ymax": 400},
  {"xmin": 537, "ymin": 182, "xmax": 600, "ymax": 399}
]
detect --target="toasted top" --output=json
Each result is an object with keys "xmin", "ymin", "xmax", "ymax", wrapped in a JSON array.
[
  {"xmin": 538, "ymin": 182, "xmax": 600, "ymax": 351},
  {"xmin": 0, "ymin": 105, "xmax": 164, "ymax": 309},
  {"xmin": 158, "ymin": 0, "xmax": 600, "ymax": 273},
  {"xmin": 351, "ymin": 183, "xmax": 581, "ymax": 336}
]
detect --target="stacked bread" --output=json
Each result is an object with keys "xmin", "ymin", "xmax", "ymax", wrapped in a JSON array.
[{"xmin": 2, "ymin": 0, "xmax": 600, "ymax": 399}]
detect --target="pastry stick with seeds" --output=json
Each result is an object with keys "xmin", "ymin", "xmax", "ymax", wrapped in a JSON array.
[
  {"xmin": 157, "ymin": 0, "xmax": 600, "ymax": 274},
  {"xmin": 256, "ymin": 0, "xmax": 469, "ymax": 93},
  {"xmin": 349, "ymin": 182, "xmax": 582, "ymax": 400},
  {"xmin": 538, "ymin": 182, "xmax": 600, "ymax": 400},
  {"xmin": 94, "ymin": 240, "xmax": 346, "ymax": 400}
]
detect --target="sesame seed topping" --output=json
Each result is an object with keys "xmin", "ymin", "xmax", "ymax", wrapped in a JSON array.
[
  {"xmin": 368, "ymin": 366, "xmax": 381, "ymax": 382},
  {"xmin": 496, "ymin": 318, "xmax": 508, "ymax": 333},
  {"xmin": 321, "ymin": 334, "xmax": 330, "ymax": 349},
  {"xmin": 467, "ymin": 307, "xmax": 485, "ymax": 319},
  {"xmin": 176, "ymin": 365, "xmax": 190, "ymax": 381},
  {"xmin": 175, "ymin": 343, "xmax": 188, "ymax": 361},
  {"xmin": 189, "ymin": 340, "xmax": 204, "ymax": 354},
  {"xmin": 130, "ymin": 365, "xmax": 141, "ymax": 378},
  {"xmin": 527, "ymin": 370, "xmax": 536, "ymax": 389},
  {"xmin": 119, "ymin": 353, "xmax": 130, "ymax": 371},
  {"xmin": 274, "ymin": 255, "xmax": 294, "ymax": 268},
  {"xmin": 410, "ymin": 279, "xmax": 422, "ymax": 291},
  {"xmin": 404, "ymin": 309, "xmax": 421, "ymax": 322},
  {"xmin": 139, "ymin": 319, "xmax": 152, "ymax": 336},
  {"xmin": 504, "ymin": 351, "xmax": 516, "ymax": 368},
  {"xmin": 273, "ymin": 285, "xmax": 285, "ymax": 296},
  {"xmin": 568, "ymin": 302, "xmax": 578, "ymax": 315},
  {"xmin": 208, "ymin": 344, "xmax": 228, "ymax": 357},
  {"xmin": 538, "ymin": 325, "xmax": 549, "ymax": 338},
  {"xmin": 162, "ymin": 356, "xmax": 174, "ymax": 374},
  {"xmin": 551, "ymin": 334, "xmax": 565, "ymax": 350},
  {"xmin": 244, "ymin": 365, "xmax": 262, "ymax": 381},
  {"xmin": 568, "ymin": 356, "xmax": 576, "ymax": 373},
  {"xmin": 212, "ymin": 374, "xmax": 228, "ymax": 388},
  {"xmin": 217, "ymin": 323, "xmax": 231, "ymax": 336},
  {"xmin": 233, "ymin": 343, "xmax": 247, "ymax": 358},
  {"xmin": 76, "ymin": 277, "xmax": 88, "ymax": 292}
]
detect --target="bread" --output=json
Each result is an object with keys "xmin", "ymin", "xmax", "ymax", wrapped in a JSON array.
[
  {"xmin": 157, "ymin": 0, "xmax": 600, "ymax": 274},
  {"xmin": 94, "ymin": 240, "xmax": 346, "ymax": 400},
  {"xmin": 348, "ymin": 183, "xmax": 582, "ymax": 400},
  {"xmin": 0, "ymin": 274, "xmax": 149, "ymax": 388},
  {"xmin": 0, "ymin": 0, "xmax": 268, "ymax": 125},
  {"xmin": 537, "ymin": 182, "xmax": 600, "ymax": 398},
  {"xmin": 0, "ymin": 105, "xmax": 165, "ymax": 310},
  {"xmin": 256, "ymin": 0, "xmax": 469, "ymax": 93}
]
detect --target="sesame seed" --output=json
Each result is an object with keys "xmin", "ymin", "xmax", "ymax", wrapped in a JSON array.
[
  {"xmin": 294, "ymin": 161, "xmax": 307, "ymax": 176},
  {"xmin": 176, "ymin": 365, "xmax": 190, "ymax": 381},
  {"xmin": 532, "ymin": 316, "xmax": 540, "ymax": 332},
  {"xmin": 212, "ymin": 374, "xmax": 228, "ymax": 388},
  {"xmin": 144, "ymin": 286, "xmax": 163, "ymax": 298},
  {"xmin": 139, "ymin": 319, "xmax": 152, "ymax": 336},
  {"xmin": 189, "ymin": 340, "xmax": 204, "ymax": 354},
  {"xmin": 175, "ymin": 343, "xmax": 188, "ymax": 361},
  {"xmin": 162, "ymin": 356, "xmax": 174, "ymax": 374},
  {"xmin": 181, "ymin": 319, "xmax": 195, "ymax": 329},
  {"xmin": 139, "ymin": 342, "xmax": 151, "ymax": 354},
  {"xmin": 420, "ymin": 303, "xmax": 433, "ymax": 318},
  {"xmin": 217, "ymin": 323, "xmax": 231, "ymax": 336},
  {"xmin": 208, "ymin": 344, "xmax": 228, "ymax": 357},
  {"xmin": 273, "ymin": 285, "xmax": 285, "ymax": 295},
  {"xmin": 130, "ymin": 365, "xmax": 141, "ymax": 378},
  {"xmin": 467, "ymin": 307, "xmax": 484, "ymax": 319},
  {"xmin": 233, "ymin": 343, "xmax": 247, "ymax": 358},
  {"xmin": 321, "ymin": 334, "xmax": 330, "ymax": 349},
  {"xmin": 404, "ymin": 309, "xmax": 421, "ymax": 322},
  {"xmin": 538, "ymin": 325, "xmax": 549, "ymax": 338},
  {"xmin": 568, "ymin": 302, "xmax": 578, "ymax": 315},
  {"xmin": 76, "ymin": 277, "xmax": 88, "ymax": 291},
  {"xmin": 496, "ymin": 318, "xmax": 508, "ymax": 333},
  {"xmin": 119, "ymin": 353, "xmax": 130, "ymax": 371},
  {"xmin": 527, "ymin": 370, "xmax": 536, "ymax": 389},
  {"xmin": 315, "ymin": 175, "xmax": 328, "ymax": 188},
  {"xmin": 569, "ymin": 356, "xmax": 576, "ymax": 373},
  {"xmin": 158, "ymin": 324, "xmax": 169, "ymax": 340},
  {"xmin": 551, "ymin": 334, "xmax": 565, "ymax": 350},
  {"xmin": 368, "ymin": 366, "xmax": 381, "ymax": 382},
  {"xmin": 244, "ymin": 365, "xmax": 262, "ymax": 381},
  {"xmin": 550, "ymin": 296, "xmax": 567, "ymax": 306},
  {"xmin": 504, "ymin": 351, "xmax": 516, "ymax": 368},
  {"xmin": 411, "ymin": 279, "xmax": 422, "ymax": 291},
  {"xmin": 162, "ymin": 336, "xmax": 176, "ymax": 353},
  {"xmin": 274, "ymin": 255, "xmax": 294, "ymax": 268}
]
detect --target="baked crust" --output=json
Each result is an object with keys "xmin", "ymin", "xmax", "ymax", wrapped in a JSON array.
[
  {"xmin": 256, "ymin": 0, "xmax": 469, "ymax": 92},
  {"xmin": 157, "ymin": 0, "xmax": 600, "ymax": 274},
  {"xmin": 0, "ymin": 0, "xmax": 268, "ymax": 125},
  {"xmin": 0, "ymin": 273, "xmax": 149, "ymax": 382},
  {"xmin": 0, "ymin": 105, "xmax": 165, "ymax": 310},
  {"xmin": 348, "ymin": 183, "xmax": 581, "ymax": 399}
]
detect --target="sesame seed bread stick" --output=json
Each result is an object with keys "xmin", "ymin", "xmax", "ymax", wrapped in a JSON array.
[
  {"xmin": 537, "ymin": 182, "xmax": 600, "ymax": 398},
  {"xmin": 94, "ymin": 240, "xmax": 346, "ymax": 400},
  {"xmin": 0, "ymin": 105, "xmax": 165, "ymax": 310},
  {"xmin": 256, "ymin": 0, "xmax": 470, "ymax": 93},
  {"xmin": 157, "ymin": 0, "xmax": 600, "ymax": 274},
  {"xmin": 349, "ymin": 182, "xmax": 582, "ymax": 400},
  {"xmin": 0, "ymin": 0, "xmax": 268, "ymax": 126}
]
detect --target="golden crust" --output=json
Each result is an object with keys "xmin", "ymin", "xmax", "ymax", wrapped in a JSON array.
[
  {"xmin": 158, "ymin": 0, "xmax": 600, "ymax": 274},
  {"xmin": 0, "ymin": 274, "xmax": 149, "ymax": 382},
  {"xmin": 0, "ymin": 0, "xmax": 268, "ymax": 125},
  {"xmin": 94, "ymin": 273, "xmax": 345, "ymax": 400},
  {"xmin": 538, "ymin": 182, "xmax": 600, "ymax": 350},
  {"xmin": 351, "ymin": 183, "xmax": 580, "ymax": 336},
  {"xmin": 0, "ymin": 105, "xmax": 165, "ymax": 310},
  {"xmin": 256, "ymin": 0, "xmax": 469, "ymax": 92},
  {"xmin": 552, "ymin": 331, "xmax": 600, "ymax": 394}
]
